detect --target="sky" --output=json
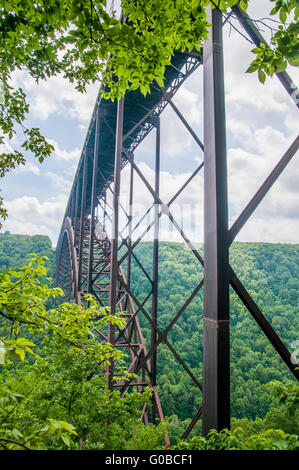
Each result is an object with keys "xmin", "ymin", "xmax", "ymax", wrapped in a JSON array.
[{"xmin": 1, "ymin": 0, "xmax": 299, "ymax": 247}]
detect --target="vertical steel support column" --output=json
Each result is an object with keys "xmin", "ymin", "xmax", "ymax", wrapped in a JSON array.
[
  {"xmin": 78, "ymin": 154, "xmax": 88, "ymax": 292},
  {"xmin": 108, "ymin": 97, "xmax": 124, "ymax": 390},
  {"xmin": 202, "ymin": 7, "xmax": 230, "ymax": 435},
  {"xmin": 103, "ymin": 192, "xmax": 107, "ymax": 230},
  {"xmin": 74, "ymin": 178, "xmax": 80, "ymax": 239},
  {"xmin": 127, "ymin": 153, "xmax": 134, "ymax": 294},
  {"xmin": 70, "ymin": 188, "xmax": 76, "ymax": 222},
  {"xmin": 87, "ymin": 113, "xmax": 100, "ymax": 293},
  {"xmin": 151, "ymin": 117, "xmax": 160, "ymax": 423}
]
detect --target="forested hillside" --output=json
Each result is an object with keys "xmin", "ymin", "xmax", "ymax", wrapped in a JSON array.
[
  {"xmin": 0, "ymin": 233, "xmax": 297, "ymax": 436},
  {"xmin": 0, "ymin": 232, "xmax": 55, "ymax": 278},
  {"xmin": 127, "ymin": 242, "xmax": 298, "ymax": 429}
]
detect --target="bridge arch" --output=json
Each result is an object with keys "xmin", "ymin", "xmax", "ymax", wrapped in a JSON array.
[{"xmin": 56, "ymin": 217, "xmax": 81, "ymax": 305}]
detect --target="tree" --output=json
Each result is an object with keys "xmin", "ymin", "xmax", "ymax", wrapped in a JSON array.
[
  {"xmin": 0, "ymin": 254, "xmax": 169, "ymax": 450},
  {"xmin": 0, "ymin": 0, "xmax": 298, "ymax": 225},
  {"xmin": 173, "ymin": 377, "xmax": 299, "ymax": 449},
  {"xmin": 0, "ymin": 254, "xmax": 125, "ymax": 363}
]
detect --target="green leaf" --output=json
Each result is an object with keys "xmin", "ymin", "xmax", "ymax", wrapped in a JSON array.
[
  {"xmin": 61, "ymin": 435, "xmax": 71, "ymax": 447},
  {"xmin": 16, "ymin": 338, "xmax": 36, "ymax": 347},
  {"xmin": 270, "ymin": 7, "xmax": 278, "ymax": 16},
  {"xmin": 275, "ymin": 60, "xmax": 287, "ymax": 72},
  {"xmin": 258, "ymin": 68, "xmax": 266, "ymax": 84},
  {"xmin": 279, "ymin": 9, "xmax": 287, "ymax": 23},
  {"xmin": 246, "ymin": 64, "xmax": 259, "ymax": 73},
  {"xmin": 239, "ymin": 0, "xmax": 248, "ymax": 11},
  {"xmin": 15, "ymin": 348, "xmax": 25, "ymax": 361},
  {"xmin": 289, "ymin": 56, "xmax": 299, "ymax": 66}
]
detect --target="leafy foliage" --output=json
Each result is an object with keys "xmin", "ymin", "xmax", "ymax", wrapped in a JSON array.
[
  {"xmin": 174, "ymin": 427, "xmax": 298, "ymax": 450},
  {"xmin": 0, "ymin": 79, "xmax": 54, "ymax": 178},
  {"xmin": 0, "ymin": 253, "xmax": 169, "ymax": 450},
  {"xmin": 267, "ymin": 380, "xmax": 299, "ymax": 415},
  {"xmin": 174, "ymin": 378, "xmax": 299, "ymax": 449},
  {"xmin": 0, "ymin": 253, "xmax": 127, "ymax": 365},
  {"xmin": 0, "ymin": 349, "xmax": 160, "ymax": 450},
  {"xmin": 0, "ymin": 231, "xmax": 55, "ymax": 276},
  {"xmin": 0, "ymin": 198, "xmax": 7, "ymax": 230},
  {"xmin": 247, "ymin": 0, "xmax": 299, "ymax": 82}
]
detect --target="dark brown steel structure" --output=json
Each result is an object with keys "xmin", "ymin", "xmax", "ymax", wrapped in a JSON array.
[{"xmin": 56, "ymin": 6, "xmax": 299, "ymax": 438}]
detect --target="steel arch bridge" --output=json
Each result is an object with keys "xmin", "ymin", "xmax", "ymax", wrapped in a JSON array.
[{"xmin": 56, "ymin": 5, "xmax": 299, "ymax": 439}]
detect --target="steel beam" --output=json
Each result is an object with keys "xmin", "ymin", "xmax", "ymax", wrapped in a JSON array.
[
  {"xmin": 151, "ymin": 118, "xmax": 160, "ymax": 423},
  {"xmin": 202, "ymin": 6, "xmax": 230, "ymax": 435},
  {"xmin": 122, "ymin": 149, "xmax": 204, "ymax": 265},
  {"xmin": 74, "ymin": 177, "xmax": 80, "ymax": 241},
  {"xmin": 126, "ymin": 153, "xmax": 134, "ymax": 297},
  {"xmin": 232, "ymin": 5, "xmax": 299, "ymax": 109},
  {"xmin": 230, "ymin": 268, "xmax": 299, "ymax": 380},
  {"xmin": 88, "ymin": 112, "xmax": 100, "ymax": 293},
  {"xmin": 108, "ymin": 97, "xmax": 124, "ymax": 391},
  {"xmin": 165, "ymin": 95, "xmax": 204, "ymax": 151},
  {"xmin": 78, "ymin": 155, "xmax": 88, "ymax": 292},
  {"xmin": 229, "ymin": 135, "xmax": 299, "ymax": 244}
]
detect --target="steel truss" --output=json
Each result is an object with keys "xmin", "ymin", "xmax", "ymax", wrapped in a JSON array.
[{"xmin": 56, "ymin": 5, "xmax": 299, "ymax": 439}]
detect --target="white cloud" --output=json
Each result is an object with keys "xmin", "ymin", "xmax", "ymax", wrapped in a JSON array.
[
  {"xmin": 3, "ymin": 219, "xmax": 54, "ymax": 241},
  {"xmin": 47, "ymin": 138, "xmax": 81, "ymax": 162},
  {"xmin": 62, "ymin": 163, "xmax": 79, "ymax": 178},
  {"xmin": 227, "ymin": 127, "xmax": 298, "ymax": 210},
  {"xmin": 46, "ymin": 172, "xmax": 72, "ymax": 193},
  {"xmin": 227, "ymin": 126, "xmax": 299, "ymax": 243},
  {"xmin": 3, "ymin": 196, "xmax": 67, "ymax": 242},
  {"xmin": 11, "ymin": 70, "xmax": 99, "ymax": 123},
  {"xmin": 159, "ymin": 78, "xmax": 203, "ymax": 158},
  {"xmin": 173, "ymin": 86, "xmax": 203, "ymax": 127},
  {"xmin": 0, "ymin": 139, "xmax": 14, "ymax": 155},
  {"xmin": 18, "ymin": 161, "xmax": 40, "ymax": 175},
  {"xmin": 234, "ymin": 216, "xmax": 299, "ymax": 244}
]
